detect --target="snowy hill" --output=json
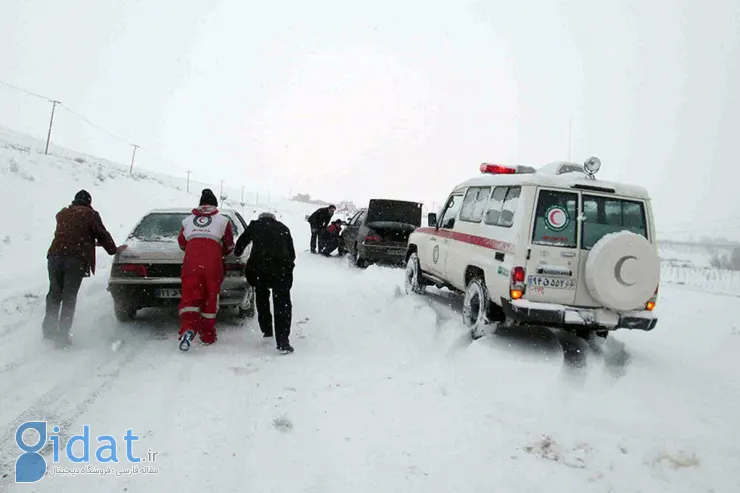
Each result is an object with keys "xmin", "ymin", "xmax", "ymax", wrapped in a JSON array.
[
  {"xmin": 0, "ymin": 127, "xmax": 308, "ymax": 293},
  {"xmin": 0, "ymin": 129, "xmax": 739, "ymax": 492}
]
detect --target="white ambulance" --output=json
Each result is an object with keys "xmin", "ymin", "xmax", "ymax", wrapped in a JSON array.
[{"xmin": 404, "ymin": 158, "xmax": 660, "ymax": 340}]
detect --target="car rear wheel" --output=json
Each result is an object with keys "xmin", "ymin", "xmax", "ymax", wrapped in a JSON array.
[
  {"xmin": 463, "ymin": 277, "xmax": 497, "ymax": 339},
  {"xmin": 352, "ymin": 243, "xmax": 367, "ymax": 268},
  {"xmin": 114, "ymin": 300, "xmax": 136, "ymax": 322}
]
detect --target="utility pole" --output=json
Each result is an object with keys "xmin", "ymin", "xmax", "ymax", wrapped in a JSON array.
[
  {"xmin": 219, "ymin": 180, "xmax": 224, "ymax": 199},
  {"xmin": 186, "ymin": 171, "xmax": 191, "ymax": 192},
  {"xmin": 129, "ymin": 144, "xmax": 139, "ymax": 174},
  {"xmin": 44, "ymin": 100, "xmax": 61, "ymax": 155}
]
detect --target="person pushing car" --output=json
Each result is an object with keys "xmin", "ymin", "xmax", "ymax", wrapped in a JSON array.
[
  {"xmin": 234, "ymin": 211, "xmax": 296, "ymax": 353},
  {"xmin": 177, "ymin": 189, "xmax": 235, "ymax": 351},
  {"xmin": 43, "ymin": 190, "xmax": 127, "ymax": 347}
]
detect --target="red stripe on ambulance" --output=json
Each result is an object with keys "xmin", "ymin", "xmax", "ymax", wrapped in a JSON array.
[{"xmin": 415, "ymin": 227, "xmax": 516, "ymax": 254}]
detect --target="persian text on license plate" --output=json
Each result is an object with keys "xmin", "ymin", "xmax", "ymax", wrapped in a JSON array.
[
  {"xmin": 156, "ymin": 289, "xmax": 181, "ymax": 298},
  {"xmin": 527, "ymin": 276, "xmax": 575, "ymax": 290}
]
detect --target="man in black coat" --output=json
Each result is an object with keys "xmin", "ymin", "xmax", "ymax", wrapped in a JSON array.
[
  {"xmin": 307, "ymin": 204, "xmax": 336, "ymax": 253},
  {"xmin": 234, "ymin": 212, "xmax": 296, "ymax": 353}
]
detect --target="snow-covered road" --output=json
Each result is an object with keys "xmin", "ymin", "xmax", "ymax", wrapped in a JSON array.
[
  {"xmin": 1, "ymin": 245, "xmax": 739, "ymax": 492},
  {"xmin": 1, "ymin": 130, "xmax": 739, "ymax": 492}
]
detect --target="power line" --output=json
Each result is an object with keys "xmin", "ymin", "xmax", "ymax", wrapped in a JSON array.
[
  {"xmin": 59, "ymin": 104, "xmax": 133, "ymax": 146},
  {"xmin": 0, "ymin": 79, "xmax": 50, "ymax": 101},
  {"xmin": 0, "ymin": 79, "xmax": 275, "ymax": 198}
]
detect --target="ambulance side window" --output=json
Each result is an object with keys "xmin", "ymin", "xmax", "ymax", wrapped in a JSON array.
[
  {"xmin": 459, "ymin": 187, "xmax": 491, "ymax": 223},
  {"xmin": 439, "ymin": 194, "xmax": 464, "ymax": 230},
  {"xmin": 483, "ymin": 187, "xmax": 509, "ymax": 226}
]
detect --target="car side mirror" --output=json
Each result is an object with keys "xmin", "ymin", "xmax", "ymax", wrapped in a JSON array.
[{"xmin": 427, "ymin": 213, "xmax": 437, "ymax": 227}]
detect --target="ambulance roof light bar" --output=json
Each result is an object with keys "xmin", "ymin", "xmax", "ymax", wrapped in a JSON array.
[
  {"xmin": 479, "ymin": 163, "xmax": 536, "ymax": 175},
  {"xmin": 480, "ymin": 163, "xmax": 516, "ymax": 174}
]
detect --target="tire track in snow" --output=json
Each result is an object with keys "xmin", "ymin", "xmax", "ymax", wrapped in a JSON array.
[
  {"xmin": 0, "ymin": 288, "xmax": 159, "ymax": 486},
  {"xmin": 0, "ymin": 338, "xmax": 143, "ymax": 487}
]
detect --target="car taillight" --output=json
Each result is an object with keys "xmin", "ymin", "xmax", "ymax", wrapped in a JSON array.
[
  {"xmin": 510, "ymin": 266, "xmax": 526, "ymax": 299},
  {"xmin": 365, "ymin": 235, "xmax": 382, "ymax": 243},
  {"xmin": 119, "ymin": 264, "xmax": 148, "ymax": 277}
]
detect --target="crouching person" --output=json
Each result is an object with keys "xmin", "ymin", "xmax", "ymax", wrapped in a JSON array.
[
  {"xmin": 234, "ymin": 212, "xmax": 296, "ymax": 353},
  {"xmin": 319, "ymin": 219, "xmax": 343, "ymax": 256},
  {"xmin": 177, "ymin": 189, "xmax": 235, "ymax": 351}
]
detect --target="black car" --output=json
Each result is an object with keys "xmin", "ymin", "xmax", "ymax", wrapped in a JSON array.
[{"xmin": 340, "ymin": 199, "xmax": 423, "ymax": 267}]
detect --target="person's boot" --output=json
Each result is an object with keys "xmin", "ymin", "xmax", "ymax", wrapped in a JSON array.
[
  {"xmin": 54, "ymin": 330, "xmax": 72, "ymax": 349},
  {"xmin": 42, "ymin": 325, "xmax": 57, "ymax": 341},
  {"xmin": 179, "ymin": 330, "xmax": 195, "ymax": 351},
  {"xmin": 277, "ymin": 340, "xmax": 294, "ymax": 354}
]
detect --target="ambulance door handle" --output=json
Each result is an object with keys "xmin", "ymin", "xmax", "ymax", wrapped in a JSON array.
[{"xmin": 495, "ymin": 252, "xmax": 504, "ymax": 262}]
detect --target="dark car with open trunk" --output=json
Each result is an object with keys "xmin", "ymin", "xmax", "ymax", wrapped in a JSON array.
[{"xmin": 340, "ymin": 199, "xmax": 423, "ymax": 267}]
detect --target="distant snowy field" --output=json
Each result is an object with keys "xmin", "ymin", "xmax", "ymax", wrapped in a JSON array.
[{"xmin": 0, "ymin": 128, "xmax": 739, "ymax": 492}]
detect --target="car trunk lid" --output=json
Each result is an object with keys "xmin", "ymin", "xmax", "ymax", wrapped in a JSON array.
[{"xmin": 117, "ymin": 238, "xmax": 184, "ymax": 263}]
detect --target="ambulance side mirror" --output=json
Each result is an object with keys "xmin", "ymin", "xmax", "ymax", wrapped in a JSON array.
[{"xmin": 427, "ymin": 213, "xmax": 437, "ymax": 227}]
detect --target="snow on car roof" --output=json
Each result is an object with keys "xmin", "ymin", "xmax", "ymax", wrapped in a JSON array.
[{"xmin": 452, "ymin": 161, "xmax": 652, "ymax": 199}]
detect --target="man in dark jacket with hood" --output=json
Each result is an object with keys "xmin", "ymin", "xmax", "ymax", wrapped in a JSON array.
[
  {"xmin": 307, "ymin": 204, "xmax": 336, "ymax": 253},
  {"xmin": 234, "ymin": 211, "xmax": 296, "ymax": 353},
  {"xmin": 43, "ymin": 190, "xmax": 126, "ymax": 346}
]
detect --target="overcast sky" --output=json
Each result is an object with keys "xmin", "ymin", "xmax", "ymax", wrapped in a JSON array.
[{"xmin": 1, "ymin": 0, "xmax": 739, "ymax": 239}]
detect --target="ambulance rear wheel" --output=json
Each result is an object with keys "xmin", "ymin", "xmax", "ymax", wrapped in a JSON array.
[{"xmin": 463, "ymin": 277, "xmax": 496, "ymax": 339}]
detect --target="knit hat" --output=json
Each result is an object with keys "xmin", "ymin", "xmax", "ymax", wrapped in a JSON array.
[
  {"xmin": 73, "ymin": 189, "xmax": 92, "ymax": 206},
  {"xmin": 199, "ymin": 189, "xmax": 218, "ymax": 207}
]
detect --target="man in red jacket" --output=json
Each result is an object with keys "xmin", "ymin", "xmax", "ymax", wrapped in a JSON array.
[
  {"xmin": 177, "ymin": 189, "xmax": 235, "ymax": 351},
  {"xmin": 319, "ymin": 219, "xmax": 344, "ymax": 256}
]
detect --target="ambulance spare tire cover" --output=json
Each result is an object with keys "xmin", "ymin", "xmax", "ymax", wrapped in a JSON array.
[{"xmin": 585, "ymin": 231, "xmax": 660, "ymax": 312}]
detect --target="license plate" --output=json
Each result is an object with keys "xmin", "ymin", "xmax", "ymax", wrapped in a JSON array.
[
  {"xmin": 156, "ymin": 288, "xmax": 181, "ymax": 298},
  {"xmin": 527, "ymin": 276, "xmax": 575, "ymax": 290}
]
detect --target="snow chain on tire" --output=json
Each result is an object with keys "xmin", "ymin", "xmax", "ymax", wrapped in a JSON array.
[{"xmin": 463, "ymin": 277, "xmax": 494, "ymax": 339}]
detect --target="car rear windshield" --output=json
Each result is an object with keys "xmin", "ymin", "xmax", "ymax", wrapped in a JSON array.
[
  {"xmin": 532, "ymin": 190, "xmax": 649, "ymax": 249},
  {"xmin": 582, "ymin": 194, "xmax": 647, "ymax": 249},
  {"xmin": 131, "ymin": 213, "xmax": 188, "ymax": 240},
  {"xmin": 366, "ymin": 200, "xmax": 422, "ymax": 226}
]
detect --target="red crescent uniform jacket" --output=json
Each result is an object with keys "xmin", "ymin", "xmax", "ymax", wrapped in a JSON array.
[{"xmin": 177, "ymin": 206, "xmax": 235, "ymax": 270}]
